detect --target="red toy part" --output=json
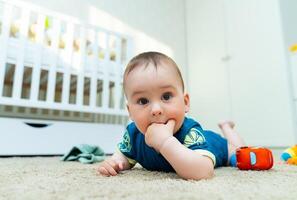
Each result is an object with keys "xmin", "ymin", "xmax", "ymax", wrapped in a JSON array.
[{"xmin": 236, "ymin": 146, "xmax": 274, "ymax": 170}]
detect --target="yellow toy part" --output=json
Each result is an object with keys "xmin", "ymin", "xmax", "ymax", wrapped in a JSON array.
[
  {"xmin": 290, "ymin": 44, "xmax": 297, "ymax": 52},
  {"xmin": 287, "ymin": 157, "xmax": 297, "ymax": 165},
  {"xmin": 45, "ymin": 16, "xmax": 51, "ymax": 30},
  {"xmin": 28, "ymin": 23, "xmax": 37, "ymax": 42},
  {"xmin": 10, "ymin": 20, "xmax": 20, "ymax": 38},
  {"xmin": 73, "ymin": 39, "xmax": 80, "ymax": 52}
]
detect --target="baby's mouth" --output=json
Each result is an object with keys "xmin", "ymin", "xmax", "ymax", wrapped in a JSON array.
[{"xmin": 150, "ymin": 120, "xmax": 168, "ymax": 125}]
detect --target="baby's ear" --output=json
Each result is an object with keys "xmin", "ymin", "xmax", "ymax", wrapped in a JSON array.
[
  {"xmin": 184, "ymin": 93, "xmax": 190, "ymax": 113},
  {"xmin": 126, "ymin": 104, "xmax": 133, "ymax": 120}
]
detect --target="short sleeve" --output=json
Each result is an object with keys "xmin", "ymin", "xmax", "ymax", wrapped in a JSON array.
[
  {"xmin": 183, "ymin": 128, "xmax": 216, "ymax": 166},
  {"xmin": 117, "ymin": 129, "xmax": 137, "ymax": 166}
]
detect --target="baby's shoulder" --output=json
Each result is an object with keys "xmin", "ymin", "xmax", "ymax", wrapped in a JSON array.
[
  {"xmin": 180, "ymin": 117, "xmax": 203, "ymax": 133},
  {"xmin": 126, "ymin": 122, "xmax": 141, "ymax": 135},
  {"xmin": 124, "ymin": 122, "xmax": 144, "ymax": 144}
]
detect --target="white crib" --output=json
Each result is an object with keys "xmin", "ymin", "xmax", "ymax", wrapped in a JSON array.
[{"xmin": 0, "ymin": 0, "xmax": 132, "ymax": 155}]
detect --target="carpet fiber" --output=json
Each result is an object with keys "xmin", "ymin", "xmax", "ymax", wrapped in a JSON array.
[{"xmin": 1, "ymin": 156, "xmax": 297, "ymax": 200}]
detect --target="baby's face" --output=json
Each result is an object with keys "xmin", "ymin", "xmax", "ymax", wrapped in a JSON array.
[{"xmin": 125, "ymin": 62, "xmax": 190, "ymax": 134}]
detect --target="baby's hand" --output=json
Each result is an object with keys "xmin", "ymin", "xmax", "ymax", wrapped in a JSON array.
[
  {"xmin": 145, "ymin": 119, "xmax": 175, "ymax": 152},
  {"xmin": 97, "ymin": 157, "xmax": 125, "ymax": 176}
]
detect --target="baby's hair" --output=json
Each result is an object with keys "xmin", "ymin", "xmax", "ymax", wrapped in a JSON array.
[{"xmin": 123, "ymin": 51, "xmax": 184, "ymax": 92}]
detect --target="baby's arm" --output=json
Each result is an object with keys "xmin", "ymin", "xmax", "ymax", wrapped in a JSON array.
[
  {"xmin": 97, "ymin": 151, "xmax": 132, "ymax": 176},
  {"xmin": 160, "ymin": 137, "xmax": 214, "ymax": 180},
  {"xmin": 145, "ymin": 120, "xmax": 214, "ymax": 180}
]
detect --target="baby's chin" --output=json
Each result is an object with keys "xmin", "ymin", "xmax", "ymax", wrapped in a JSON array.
[
  {"xmin": 173, "ymin": 119, "xmax": 185, "ymax": 133},
  {"xmin": 173, "ymin": 124, "xmax": 183, "ymax": 134}
]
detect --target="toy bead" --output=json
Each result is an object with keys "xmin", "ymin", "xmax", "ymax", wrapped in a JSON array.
[
  {"xmin": 281, "ymin": 145, "xmax": 297, "ymax": 162},
  {"xmin": 229, "ymin": 153, "xmax": 237, "ymax": 167}
]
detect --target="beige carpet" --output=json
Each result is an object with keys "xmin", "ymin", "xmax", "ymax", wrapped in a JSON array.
[{"xmin": 0, "ymin": 155, "xmax": 297, "ymax": 200}]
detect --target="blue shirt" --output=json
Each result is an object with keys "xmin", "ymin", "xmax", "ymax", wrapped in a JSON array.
[{"xmin": 117, "ymin": 117, "xmax": 228, "ymax": 172}]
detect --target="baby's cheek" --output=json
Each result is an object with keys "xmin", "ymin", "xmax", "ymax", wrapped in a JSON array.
[
  {"xmin": 174, "ymin": 112, "xmax": 186, "ymax": 132},
  {"xmin": 138, "ymin": 122, "xmax": 149, "ymax": 134}
]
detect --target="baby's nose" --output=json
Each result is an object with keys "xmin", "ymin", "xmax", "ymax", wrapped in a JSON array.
[{"xmin": 151, "ymin": 103, "xmax": 163, "ymax": 116}]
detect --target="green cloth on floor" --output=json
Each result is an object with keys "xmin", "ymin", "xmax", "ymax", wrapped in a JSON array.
[{"xmin": 61, "ymin": 144, "xmax": 105, "ymax": 164}]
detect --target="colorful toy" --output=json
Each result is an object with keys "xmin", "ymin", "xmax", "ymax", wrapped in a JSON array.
[
  {"xmin": 290, "ymin": 44, "xmax": 297, "ymax": 52},
  {"xmin": 235, "ymin": 146, "xmax": 274, "ymax": 170},
  {"xmin": 28, "ymin": 23, "xmax": 37, "ymax": 42},
  {"xmin": 287, "ymin": 157, "xmax": 297, "ymax": 165},
  {"xmin": 10, "ymin": 20, "xmax": 20, "ymax": 38},
  {"xmin": 281, "ymin": 145, "xmax": 297, "ymax": 165}
]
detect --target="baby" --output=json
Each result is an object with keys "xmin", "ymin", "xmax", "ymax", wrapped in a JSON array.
[{"xmin": 97, "ymin": 52, "xmax": 245, "ymax": 180}]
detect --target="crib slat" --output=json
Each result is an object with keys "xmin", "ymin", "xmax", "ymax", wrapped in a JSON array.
[
  {"xmin": 61, "ymin": 23, "xmax": 74, "ymax": 105},
  {"xmin": 89, "ymin": 32, "xmax": 99, "ymax": 108},
  {"xmin": 76, "ymin": 26, "xmax": 86, "ymax": 106},
  {"xmin": 30, "ymin": 14, "xmax": 46, "ymax": 101},
  {"xmin": 102, "ymin": 33, "xmax": 110, "ymax": 109},
  {"xmin": 61, "ymin": 70, "xmax": 70, "ymax": 106},
  {"xmin": 12, "ymin": 8, "xmax": 30, "ymax": 99},
  {"xmin": 114, "ymin": 36, "xmax": 122, "ymax": 110},
  {"xmin": 0, "ymin": 4, "xmax": 12, "ymax": 97},
  {"xmin": 89, "ymin": 75, "xmax": 97, "ymax": 107},
  {"xmin": 46, "ymin": 18, "xmax": 61, "ymax": 103}
]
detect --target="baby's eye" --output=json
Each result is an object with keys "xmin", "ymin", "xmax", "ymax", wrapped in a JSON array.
[
  {"xmin": 162, "ymin": 92, "xmax": 172, "ymax": 101},
  {"xmin": 137, "ymin": 98, "xmax": 149, "ymax": 105}
]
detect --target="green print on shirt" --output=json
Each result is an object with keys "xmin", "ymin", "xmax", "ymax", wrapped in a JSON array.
[
  {"xmin": 183, "ymin": 128, "xmax": 206, "ymax": 147},
  {"xmin": 118, "ymin": 131, "xmax": 132, "ymax": 153}
]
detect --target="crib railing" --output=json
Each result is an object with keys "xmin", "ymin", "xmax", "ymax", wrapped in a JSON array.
[{"xmin": 0, "ymin": 0, "xmax": 131, "ymax": 118}]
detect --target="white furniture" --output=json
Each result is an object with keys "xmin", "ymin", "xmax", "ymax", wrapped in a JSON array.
[
  {"xmin": 0, "ymin": 0, "xmax": 131, "ymax": 155},
  {"xmin": 186, "ymin": 0, "xmax": 297, "ymax": 146},
  {"xmin": 0, "ymin": 117, "xmax": 124, "ymax": 155}
]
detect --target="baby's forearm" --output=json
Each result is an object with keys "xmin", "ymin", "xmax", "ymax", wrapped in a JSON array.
[
  {"xmin": 160, "ymin": 137, "xmax": 214, "ymax": 180},
  {"xmin": 111, "ymin": 151, "xmax": 133, "ymax": 170},
  {"xmin": 98, "ymin": 151, "xmax": 132, "ymax": 176}
]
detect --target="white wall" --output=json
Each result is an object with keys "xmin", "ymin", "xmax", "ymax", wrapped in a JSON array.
[
  {"xmin": 22, "ymin": 0, "xmax": 188, "ymax": 85},
  {"xmin": 184, "ymin": 0, "xmax": 231, "ymax": 130},
  {"xmin": 279, "ymin": 0, "xmax": 297, "ymax": 47},
  {"xmin": 185, "ymin": 0, "xmax": 297, "ymax": 147}
]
